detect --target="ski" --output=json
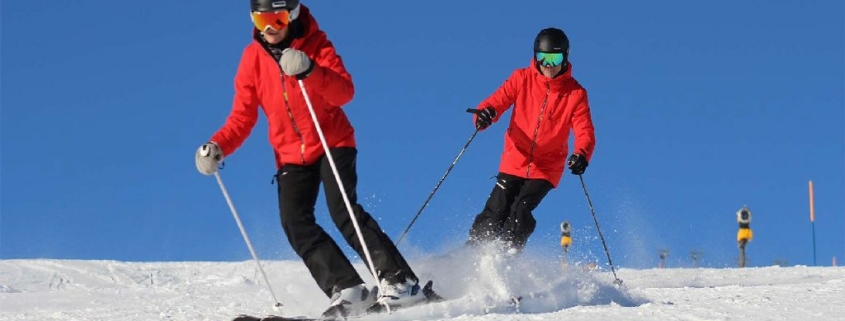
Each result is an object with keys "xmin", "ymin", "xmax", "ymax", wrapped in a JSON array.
[
  {"xmin": 234, "ymin": 280, "xmax": 443, "ymax": 321},
  {"xmin": 233, "ymin": 315, "xmax": 336, "ymax": 321}
]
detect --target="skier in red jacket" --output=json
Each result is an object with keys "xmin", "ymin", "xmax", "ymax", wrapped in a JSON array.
[
  {"xmin": 468, "ymin": 27, "xmax": 596, "ymax": 253},
  {"xmin": 194, "ymin": 1, "xmax": 427, "ymax": 317}
]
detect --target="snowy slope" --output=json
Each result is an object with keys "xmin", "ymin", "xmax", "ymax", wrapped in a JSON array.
[{"xmin": 2, "ymin": 249, "xmax": 844, "ymax": 321}]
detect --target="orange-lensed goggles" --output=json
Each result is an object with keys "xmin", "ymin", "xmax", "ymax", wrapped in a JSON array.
[{"xmin": 251, "ymin": 10, "xmax": 292, "ymax": 31}]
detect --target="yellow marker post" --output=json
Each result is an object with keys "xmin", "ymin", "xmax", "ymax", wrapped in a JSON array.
[
  {"xmin": 560, "ymin": 221, "xmax": 572, "ymax": 252},
  {"xmin": 560, "ymin": 221, "xmax": 572, "ymax": 269},
  {"xmin": 737, "ymin": 206, "xmax": 753, "ymax": 268}
]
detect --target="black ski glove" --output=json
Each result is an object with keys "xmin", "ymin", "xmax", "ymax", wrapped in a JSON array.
[
  {"xmin": 473, "ymin": 107, "xmax": 496, "ymax": 130},
  {"xmin": 567, "ymin": 153, "xmax": 588, "ymax": 175}
]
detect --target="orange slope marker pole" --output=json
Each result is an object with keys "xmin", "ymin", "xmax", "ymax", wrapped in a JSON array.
[{"xmin": 810, "ymin": 180, "xmax": 817, "ymax": 266}]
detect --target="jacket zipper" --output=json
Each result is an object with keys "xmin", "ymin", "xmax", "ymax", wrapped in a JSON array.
[
  {"xmin": 259, "ymin": 40, "xmax": 308, "ymax": 165},
  {"xmin": 526, "ymin": 82, "xmax": 551, "ymax": 178},
  {"xmin": 279, "ymin": 72, "xmax": 308, "ymax": 165}
]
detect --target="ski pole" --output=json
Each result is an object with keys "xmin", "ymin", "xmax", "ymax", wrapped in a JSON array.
[
  {"xmin": 214, "ymin": 172, "xmax": 283, "ymax": 308},
  {"xmin": 395, "ymin": 109, "xmax": 481, "ymax": 246},
  {"xmin": 577, "ymin": 174, "xmax": 623, "ymax": 285},
  {"xmin": 296, "ymin": 79, "xmax": 381, "ymax": 290}
]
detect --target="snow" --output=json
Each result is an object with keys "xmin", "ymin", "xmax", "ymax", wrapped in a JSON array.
[{"xmin": 2, "ymin": 247, "xmax": 844, "ymax": 321}]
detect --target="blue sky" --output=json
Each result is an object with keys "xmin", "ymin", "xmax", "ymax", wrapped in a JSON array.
[{"xmin": 2, "ymin": 0, "xmax": 843, "ymax": 269}]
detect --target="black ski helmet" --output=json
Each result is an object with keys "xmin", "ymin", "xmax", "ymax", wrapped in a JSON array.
[
  {"xmin": 250, "ymin": 0, "xmax": 300, "ymax": 13},
  {"xmin": 534, "ymin": 28, "xmax": 570, "ymax": 66}
]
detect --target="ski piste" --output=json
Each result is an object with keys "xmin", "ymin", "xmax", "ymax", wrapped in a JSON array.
[{"xmin": 233, "ymin": 280, "xmax": 446, "ymax": 321}]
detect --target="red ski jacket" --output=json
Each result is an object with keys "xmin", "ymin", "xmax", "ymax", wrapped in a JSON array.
[
  {"xmin": 474, "ymin": 62, "xmax": 596, "ymax": 187},
  {"xmin": 211, "ymin": 5, "xmax": 355, "ymax": 168}
]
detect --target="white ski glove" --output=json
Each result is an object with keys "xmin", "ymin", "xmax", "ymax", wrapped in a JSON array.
[
  {"xmin": 195, "ymin": 142, "xmax": 223, "ymax": 175},
  {"xmin": 279, "ymin": 48, "xmax": 314, "ymax": 79}
]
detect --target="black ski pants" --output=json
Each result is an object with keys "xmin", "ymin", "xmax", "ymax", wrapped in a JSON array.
[
  {"xmin": 276, "ymin": 147, "xmax": 417, "ymax": 297},
  {"xmin": 468, "ymin": 172, "xmax": 554, "ymax": 251}
]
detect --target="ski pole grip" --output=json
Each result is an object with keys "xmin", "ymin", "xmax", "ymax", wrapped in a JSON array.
[{"xmin": 466, "ymin": 108, "xmax": 480, "ymax": 114}]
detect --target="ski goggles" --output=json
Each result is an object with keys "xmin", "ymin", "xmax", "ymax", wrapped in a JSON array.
[
  {"xmin": 535, "ymin": 52, "xmax": 565, "ymax": 67},
  {"xmin": 251, "ymin": 10, "xmax": 293, "ymax": 31}
]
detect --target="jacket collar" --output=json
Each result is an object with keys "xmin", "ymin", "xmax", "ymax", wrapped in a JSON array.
[{"xmin": 529, "ymin": 59, "xmax": 573, "ymax": 91}]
